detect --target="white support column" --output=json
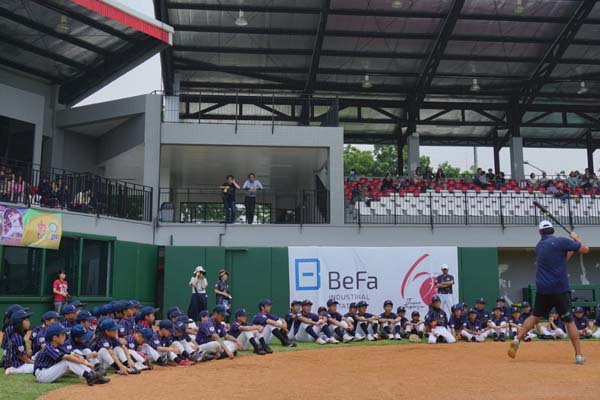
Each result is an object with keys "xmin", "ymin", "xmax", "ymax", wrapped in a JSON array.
[
  {"xmin": 407, "ymin": 134, "xmax": 420, "ymax": 177},
  {"xmin": 144, "ymin": 95, "xmax": 162, "ymax": 222},
  {"xmin": 509, "ymin": 136, "xmax": 525, "ymax": 181}
]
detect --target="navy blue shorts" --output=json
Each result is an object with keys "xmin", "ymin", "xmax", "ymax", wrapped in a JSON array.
[{"xmin": 533, "ymin": 291, "xmax": 573, "ymax": 322}]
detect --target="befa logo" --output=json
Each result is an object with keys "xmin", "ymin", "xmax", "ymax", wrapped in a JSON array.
[
  {"xmin": 295, "ymin": 258, "xmax": 321, "ymax": 291},
  {"xmin": 400, "ymin": 253, "xmax": 438, "ymax": 305}
]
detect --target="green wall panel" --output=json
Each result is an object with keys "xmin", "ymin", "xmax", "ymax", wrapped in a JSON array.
[
  {"xmin": 270, "ymin": 247, "xmax": 290, "ymax": 316},
  {"xmin": 458, "ymin": 247, "xmax": 499, "ymax": 305},
  {"xmin": 112, "ymin": 241, "xmax": 158, "ymax": 304}
]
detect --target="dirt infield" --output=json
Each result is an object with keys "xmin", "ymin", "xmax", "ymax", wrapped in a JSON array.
[{"xmin": 40, "ymin": 341, "xmax": 599, "ymax": 400}]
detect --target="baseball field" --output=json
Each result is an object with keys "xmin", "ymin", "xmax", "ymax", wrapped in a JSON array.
[{"xmin": 3, "ymin": 339, "xmax": 599, "ymax": 400}]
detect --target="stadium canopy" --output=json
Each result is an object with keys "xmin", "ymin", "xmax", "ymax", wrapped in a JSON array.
[
  {"xmin": 155, "ymin": 0, "xmax": 600, "ymax": 157},
  {"xmin": 0, "ymin": 0, "xmax": 173, "ymax": 106}
]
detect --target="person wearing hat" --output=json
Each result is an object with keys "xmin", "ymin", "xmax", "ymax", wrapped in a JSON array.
[
  {"xmin": 76, "ymin": 311, "xmax": 95, "ymax": 333},
  {"xmin": 284, "ymin": 300, "xmax": 302, "ymax": 341},
  {"xmin": 488, "ymin": 306, "xmax": 508, "ymax": 342},
  {"xmin": 425, "ymin": 295, "xmax": 456, "ymax": 344},
  {"xmin": 395, "ymin": 307, "xmax": 409, "ymax": 339},
  {"xmin": 379, "ymin": 300, "xmax": 399, "ymax": 340},
  {"xmin": 539, "ymin": 307, "xmax": 567, "ymax": 340},
  {"xmin": 474, "ymin": 298, "xmax": 490, "ymax": 329},
  {"xmin": 61, "ymin": 304, "xmax": 78, "ymax": 329},
  {"xmin": 90, "ymin": 318, "xmax": 140, "ymax": 375},
  {"xmin": 405, "ymin": 310, "xmax": 425, "ymax": 340},
  {"xmin": 2, "ymin": 304, "xmax": 25, "ymax": 353},
  {"xmin": 187, "ymin": 266, "xmax": 208, "ymax": 321},
  {"xmin": 136, "ymin": 306, "xmax": 159, "ymax": 330},
  {"xmin": 30, "ymin": 311, "xmax": 60, "ymax": 358},
  {"xmin": 3, "ymin": 308, "xmax": 34, "ymax": 375},
  {"xmin": 436, "ymin": 264, "xmax": 455, "ymax": 319},
  {"xmin": 355, "ymin": 300, "xmax": 380, "ymax": 341},
  {"xmin": 171, "ymin": 321, "xmax": 204, "ymax": 363},
  {"xmin": 507, "ymin": 306, "xmax": 522, "ymax": 340},
  {"xmin": 295, "ymin": 300, "xmax": 329, "ymax": 345},
  {"xmin": 33, "ymin": 323, "xmax": 110, "ymax": 385},
  {"xmin": 326, "ymin": 299, "xmax": 355, "ymax": 343},
  {"xmin": 251, "ymin": 298, "xmax": 296, "ymax": 347},
  {"xmin": 214, "ymin": 269, "xmax": 232, "ymax": 314},
  {"xmin": 63, "ymin": 324, "xmax": 97, "ymax": 365},
  {"xmin": 343, "ymin": 302, "xmax": 363, "ymax": 341},
  {"xmin": 196, "ymin": 305, "xmax": 239, "ymax": 360},
  {"xmin": 461, "ymin": 308, "xmax": 487, "ymax": 342},
  {"xmin": 228, "ymin": 308, "xmax": 270, "ymax": 355},
  {"xmin": 125, "ymin": 328, "xmax": 155, "ymax": 370},
  {"xmin": 449, "ymin": 304, "xmax": 465, "ymax": 340},
  {"xmin": 573, "ymin": 307, "xmax": 592, "ymax": 339},
  {"xmin": 508, "ymin": 221, "xmax": 589, "ymax": 365},
  {"xmin": 118, "ymin": 300, "xmax": 138, "ymax": 338},
  {"xmin": 495, "ymin": 296, "xmax": 511, "ymax": 317}
]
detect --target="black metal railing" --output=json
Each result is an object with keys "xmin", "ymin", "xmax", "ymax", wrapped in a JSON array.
[
  {"xmin": 159, "ymin": 187, "xmax": 329, "ymax": 225},
  {"xmin": 0, "ymin": 158, "xmax": 153, "ymax": 222},
  {"xmin": 346, "ymin": 191, "xmax": 600, "ymax": 228},
  {"xmin": 156, "ymin": 91, "xmax": 339, "ymax": 129}
]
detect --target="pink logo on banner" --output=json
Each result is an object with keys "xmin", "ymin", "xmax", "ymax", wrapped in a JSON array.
[{"xmin": 400, "ymin": 253, "xmax": 439, "ymax": 305}]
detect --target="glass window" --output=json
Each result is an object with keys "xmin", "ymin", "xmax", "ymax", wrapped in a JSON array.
[
  {"xmin": 80, "ymin": 240, "xmax": 110, "ymax": 296},
  {"xmin": 44, "ymin": 237, "xmax": 78, "ymax": 296},
  {"xmin": 0, "ymin": 247, "xmax": 42, "ymax": 295}
]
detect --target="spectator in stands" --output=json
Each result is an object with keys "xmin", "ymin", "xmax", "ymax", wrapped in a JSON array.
[
  {"xmin": 527, "ymin": 173, "xmax": 538, "ymax": 187},
  {"xmin": 476, "ymin": 169, "xmax": 488, "ymax": 188},
  {"xmin": 423, "ymin": 167, "xmax": 434, "ymax": 181},
  {"xmin": 566, "ymin": 171, "xmax": 580, "ymax": 189},
  {"xmin": 539, "ymin": 172, "xmax": 549, "ymax": 188},
  {"xmin": 50, "ymin": 180, "xmax": 60, "ymax": 206},
  {"xmin": 435, "ymin": 168, "xmax": 445, "ymax": 183},
  {"xmin": 243, "ymin": 173, "xmax": 263, "ymax": 225},
  {"xmin": 381, "ymin": 175, "xmax": 394, "ymax": 191},
  {"xmin": 12, "ymin": 175, "xmax": 25, "ymax": 203},
  {"xmin": 395, "ymin": 177, "xmax": 408, "ymax": 190},
  {"xmin": 495, "ymin": 172, "xmax": 506, "ymax": 189},
  {"xmin": 221, "ymin": 175, "xmax": 240, "ymax": 224},
  {"xmin": 6, "ymin": 172, "xmax": 15, "ymax": 202},
  {"xmin": 347, "ymin": 169, "xmax": 359, "ymax": 182},
  {"xmin": 0, "ymin": 171, "xmax": 7, "ymax": 202},
  {"xmin": 486, "ymin": 169, "xmax": 495, "ymax": 183},
  {"xmin": 60, "ymin": 184, "xmax": 73, "ymax": 209},
  {"xmin": 351, "ymin": 183, "xmax": 367, "ymax": 206},
  {"xmin": 74, "ymin": 189, "xmax": 92, "ymax": 212},
  {"xmin": 38, "ymin": 176, "xmax": 52, "ymax": 207}
]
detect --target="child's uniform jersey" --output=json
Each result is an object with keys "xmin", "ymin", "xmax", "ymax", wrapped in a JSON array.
[
  {"xmin": 449, "ymin": 314, "xmax": 465, "ymax": 331},
  {"xmin": 489, "ymin": 315, "xmax": 507, "ymax": 325},
  {"xmin": 252, "ymin": 313, "xmax": 280, "ymax": 327},
  {"xmin": 574, "ymin": 315, "xmax": 589, "ymax": 330},
  {"xmin": 520, "ymin": 311, "xmax": 532, "ymax": 322},
  {"xmin": 300, "ymin": 312, "xmax": 320, "ymax": 323},
  {"xmin": 464, "ymin": 318, "xmax": 483, "ymax": 332},
  {"xmin": 119, "ymin": 317, "xmax": 136, "ymax": 338},
  {"xmin": 125, "ymin": 334, "xmax": 143, "ymax": 352},
  {"xmin": 63, "ymin": 337, "xmax": 91, "ymax": 353},
  {"xmin": 90, "ymin": 335, "xmax": 122, "ymax": 352},
  {"xmin": 228, "ymin": 321, "xmax": 250, "ymax": 338},
  {"xmin": 30, "ymin": 325, "xmax": 47, "ymax": 354},
  {"xmin": 425, "ymin": 308, "xmax": 449, "ymax": 328},
  {"xmin": 550, "ymin": 318, "xmax": 565, "ymax": 331},
  {"xmin": 4, "ymin": 333, "xmax": 27, "ymax": 368},
  {"xmin": 508, "ymin": 315, "xmax": 522, "ymax": 326},
  {"xmin": 33, "ymin": 343, "xmax": 65, "ymax": 373},
  {"xmin": 379, "ymin": 312, "xmax": 398, "ymax": 321},
  {"xmin": 476, "ymin": 308, "xmax": 490, "ymax": 325},
  {"xmin": 196, "ymin": 318, "xmax": 227, "ymax": 344}
]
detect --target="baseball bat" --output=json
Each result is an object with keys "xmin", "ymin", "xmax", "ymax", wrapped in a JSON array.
[{"xmin": 532, "ymin": 200, "xmax": 572, "ymax": 234}]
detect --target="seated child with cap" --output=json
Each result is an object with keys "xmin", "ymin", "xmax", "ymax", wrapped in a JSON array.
[
  {"xmin": 487, "ymin": 306, "xmax": 508, "ymax": 342},
  {"xmin": 573, "ymin": 307, "xmax": 592, "ymax": 339},
  {"xmin": 379, "ymin": 300, "xmax": 399, "ymax": 340},
  {"xmin": 507, "ymin": 307, "xmax": 522, "ymax": 340},
  {"xmin": 61, "ymin": 305, "xmax": 78, "ymax": 329},
  {"xmin": 228, "ymin": 308, "xmax": 271, "ymax": 355},
  {"xmin": 4, "ymin": 308, "xmax": 34, "ymax": 375},
  {"xmin": 449, "ymin": 305, "xmax": 465, "ymax": 340},
  {"xmin": 147, "ymin": 320, "xmax": 192, "ymax": 366},
  {"xmin": 196, "ymin": 305, "xmax": 240, "ymax": 359},
  {"xmin": 30, "ymin": 311, "xmax": 60, "ymax": 359},
  {"xmin": 325, "ymin": 300, "xmax": 355, "ymax": 343},
  {"xmin": 461, "ymin": 309, "xmax": 487, "ymax": 342},
  {"xmin": 354, "ymin": 301, "xmax": 380, "ymax": 341},
  {"xmin": 90, "ymin": 318, "xmax": 141, "ymax": 375},
  {"xmin": 538, "ymin": 307, "xmax": 567, "ymax": 339},
  {"xmin": 125, "ymin": 328, "xmax": 155, "ymax": 370},
  {"xmin": 33, "ymin": 323, "xmax": 110, "ymax": 385},
  {"xmin": 172, "ymin": 320, "xmax": 205, "ymax": 363},
  {"xmin": 404, "ymin": 311, "xmax": 425, "ymax": 340},
  {"xmin": 295, "ymin": 300, "xmax": 329, "ymax": 344},
  {"xmin": 63, "ymin": 324, "xmax": 98, "ymax": 365},
  {"xmin": 394, "ymin": 307, "xmax": 408, "ymax": 340},
  {"xmin": 519, "ymin": 302, "xmax": 537, "ymax": 341}
]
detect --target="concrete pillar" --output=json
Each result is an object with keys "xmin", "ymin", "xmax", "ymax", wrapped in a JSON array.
[
  {"xmin": 509, "ymin": 136, "xmax": 524, "ymax": 180},
  {"xmin": 407, "ymin": 134, "xmax": 420, "ymax": 177},
  {"xmin": 164, "ymin": 74, "xmax": 180, "ymax": 122},
  {"xmin": 144, "ymin": 95, "xmax": 163, "ymax": 223},
  {"xmin": 328, "ymin": 127, "xmax": 345, "ymax": 226}
]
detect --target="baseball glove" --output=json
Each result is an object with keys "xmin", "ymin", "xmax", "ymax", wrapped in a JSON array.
[{"xmin": 408, "ymin": 334, "xmax": 420, "ymax": 343}]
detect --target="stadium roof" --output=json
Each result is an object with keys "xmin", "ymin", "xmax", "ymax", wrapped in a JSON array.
[
  {"xmin": 155, "ymin": 0, "xmax": 600, "ymax": 149},
  {"xmin": 0, "ymin": 0, "xmax": 173, "ymax": 106}
]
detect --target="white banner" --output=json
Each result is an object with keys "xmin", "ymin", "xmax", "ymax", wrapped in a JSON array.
[{"xmin": 289, "ymin": 247, "xmax": 459, "ymax": 317}]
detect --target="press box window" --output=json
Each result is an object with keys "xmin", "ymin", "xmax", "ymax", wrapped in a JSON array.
[
  {"xmin": 44, "ymin": 237, "xmax": 78, "ymax": 296},
  {"xmin": 80, "ymin": 240, "xmax": 111, "ymax": 296},
  {"xmin": 0, "ymin": 247, "xmax": 42, "ymax": 295}
]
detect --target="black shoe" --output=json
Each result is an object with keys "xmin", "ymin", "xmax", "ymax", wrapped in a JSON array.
[
  {"xmin": 86, "ymin": 372, "xmax": 110, "ymax": 386},
  {"xmin": 94, "ymin": 375, "xmax": 111, "ymax": 385},
  {"xmin": 254, "ymin": 347, "xmax": 267, "ymax": 355},
  {"xmin": 157, "ymin": 354, "xmax": 169, "ymax": 366},
  {"xmin": 470, "ymin": 337, "xmax": 476, "ymax": 342},
  {"xmin": 286, "ymin": 342, "xmax": 297, "ymax": 348},
  {"xmin": 94, "ymin": 364, "xmax": 107, "ymax": 376},
  {"xmin": 493, "ymin": 334, "xmax": 499, "ymax": 342},
  {"xmin": 143, "ymin": 358, "xmax": 154, "ymax": 370},
  {"xmin": 262, "ymin": 344, "xmax": 273, "ymax": 354},
  {"xmin": 499, "ymin": 334, "xmax": 506, "ymax": 342}
]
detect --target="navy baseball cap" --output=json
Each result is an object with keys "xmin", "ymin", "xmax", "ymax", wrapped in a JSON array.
[
  {"xmin": 493, "ymin": 305, "xmax": 502, "ymax": 311},
  {"xmin": 301, "ymin": 299, "xmax": 313, "ymax": 306},
  {"xmin": 411, "ymin": 311, "xmax": 420, "ymax": 317},
  {"xmin": 291, "ymin": 300, "xmax": 301, "ymax": 307},
  {"xmin": 468, "ymin": 308, "xmax": 478, "ymax": 315},
  {"xmin": 511, "ymin": 306, "xmax": 520, "ymax": 313},
  {"xmin": 61, "ymin": 305, "xmax": 77, "ymax": 315},
  {"xmin": 349, "ymin": 302, "xmax": 358, "ymax": 309},
  {"xmin": 176, "ymin": 315, "xmax": 194, "ymax": 324},
  {"xmin": 111, "ymin": 301, "xmax": 125, "ymax": 313},
  {"xmin": 397, "ymin": 306, "xmax": 406, "ymax": 313},
  {"xmin": 69, "ymin": 300, "xmax": 86, "ymax": 309},
  {"xmin": 100, "ymin": 304, "xmax": 114, "ymax": 315},
  {"xmin": 166, "ymin": 307, "xmax": 182, "ymax": 319},
  {"xmin": 44, "ymin": 323, "xmax": 69, "ymax": 342},
  {"xmin": 76, "ymin": 311, "xmax": 94, "ymax": 322},
  {"xmin": 213, "ymin": 305, "xmax": 229, "ymax": 317},
  {"xmin": 158, "ymin": 320, "xmax": 174, "ymax": 331},
  {"xmin": 550, "ymin": 307, "xmax": 558, "ymax": 314},
  {"xmin": 235, "ymin": 308, "xmax": 247, "ymax": 318},
  {"xmin": 574, "ymin": 306, "xmax": 584, "ymax": 313},
  {"xmin": 4, "ymin": 304, "xmax": 24, "ymax": 317},
  {"xmin": 139, "ymin": 306, "xmax": 160, "ymax": 319},
  {"xmin": 521, "ymin": 301, "xmax": 531, "ymax": 308},
  {"xmin": 174, "ymin": 321, "xmax": 187, "ymax": 333},
  {"xmin": 453, "ymin": 303, "xmax": 463, "ymax": 311},
  {"xmin": 139, "ymin": 328, "xmax": 154, "ymax": 342},
  {"xmin": 130, "ymin": 300, "xmax": 141, "ymax": 308},
  {"xmin": 431, "ymin": 295, "xmax": 441, "ymax": 303},
  {"xmin": 476, "ymin": 298, "xmax": 486, "ymax": 304},
  {"xmin": 326, "ymin": 299, "xmax": 339, "ymax": 307},
  {"xmin": 357, "ymin": 301, "xmax": 368, "ymax": 307},
  {"xmin": 198, "ymin": 310, "xmax": 209, "ymax": 319},
  {"xmin": 258, "ymin": 298, "xmax": 272, "ymax": 309},
  {"xmin": 98, "ymin": 318, "xmax": 120, "ymax": 331},
  {"xmin": 123, "ymin": 300, "xmax": 137, "ymax": 310},
  {"xmin": 41, "ymin": 311, "xmax": 60, "ymax": 322},
  {"xmin": 383, "ymin": 300, "xmax": 393, "ymax": 307},
  {"xmin": 218, "ymin": 269, "xmax": 228, "ymax": 278},
  {"xmin": 10, "ymin": 309, "xmax": 33, "ymax": 324},
  {"xmin": 318, "ymin": 306, "xmax": 327, "ymax": 313},
  {"xmin": 496, "ymin": 296, "xmax": 506, "ymax": 302},
  {"xmin": 70, "ymin": 324, "xmax": 93, "ymax": 340},
  {"xmin": 91, "ymin": 306, "xmax": 101, "ymax": 318}
]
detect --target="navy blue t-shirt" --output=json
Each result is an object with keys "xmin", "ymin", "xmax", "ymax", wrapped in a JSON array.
[
  {"xmin": 535, "ymin": 235, "xmax": 581, "ymax": 294},
  {"xmin": 436, "ymin": 274, "xmax": 454, "ymax": 294}
]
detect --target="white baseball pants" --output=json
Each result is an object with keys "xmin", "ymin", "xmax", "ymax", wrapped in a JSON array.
[
  {"xmin": 540, "ymin": 325, "xmax": 567, "ymax": 339},
  {"xmin": 5, "ymin": 363, "xmax": 34, "ymax": 374},
  {"xmin": 34, "ymin": 361, "xmax": 92, "ymax": 383},
  {"xmin": 428, "ymin": 326, "xmax": 456, "ymax": 344},
  {"xmin": 592, "ymin": 328, "xmax": 600, "ymax": 339},
  {"xmin": 438, "ymin": 293, "xmax": 454, "ymax": 320},
  {"xmin": 488, "ymin": 322, "xmax": 508, "ymax": 336},
  {"xmin": 237, "ymin": 331, "xmax": 262, "ymax": 350},
  {"xmin": 461, "ymin": 330, "xmax": 487, "ymax": 342},
  {"xmin": 295, "ymin": 323, "xmax": 321, "ymax": 342},
  {"xmin": 261, "ymin": 322, "xmax": 283, "ymax": 344}
]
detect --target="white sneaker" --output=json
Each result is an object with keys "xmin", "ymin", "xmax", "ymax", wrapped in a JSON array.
[
  {"xmin": 4, "ymin": 367, "xmax": 15, "ymax": 376},
  {"xmin": 342, "ymin": 334, "xmax": 353, "ymax": 343},
  {"xmin": 354, "ymin": 333, "xmax": 365, "ymax": 341},
  {"xmin": 394, "ymin": 333, "xmax": 402, "ymax": 340},
  {"xmin": 316, "ymin": 337, "xmax": 327, "ymax": 345},
  {"xmin": 134, "ymin": 361, "xmax": 149, "ymax": 371},
  {"xmin": 373, "ymin": 333, "xmax": 379, "ymax": 340},
  {"xmin": 367, "ymin": 334, "xmax": 375, "ymax": 341},
  {"xmin": 328, "ymin": 337, "xmax": 339, "ymax": 344},
  {"xmin": 576, "ymin": 354, "xmax": 585, "ymax": 365}
]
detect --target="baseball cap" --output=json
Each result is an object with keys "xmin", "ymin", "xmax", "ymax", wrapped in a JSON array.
[
  {"xmin": 213, "ymin": 304, "xmax": 229, "ymax": 317},
  {"xmin": 100, "ymin": 304, "xmax": 114, "ymax": 315},
  {"xmin": 258, "ymin": 298, "xmax": 272, "ymax": 308},
  {"xmin": 574, "ymin": 306, "xmax": 584, "ymax": 313},
  {"xmin": 174, "ymin": 321, "xmax": 187, "ymax": 333},
  {"xmin": 511, "ymin": 306, "xmax": 520, "ymax": 313},
  {"xmin": 476, "ymin": 297, "xmax": 486, "ymax": 304},
  {"xmin": 10, "ymin": 309, "xmax": 33, "ymax": 324},
  {"xmin": 130, "ymin": 300, "xmax": 141, "ymax": 308},
  {"xmin": 538, "ymin": 220, "xmax": 553, "ymax": 230},
  {"xmin": 139, "ymin": 306, "xmax": 160, "ymax": 319},
  {"xmin": 411, "ymin": 311, "xmax": 420, "ymax": 317},
  {"xmin": 349, "ymin": 302, "xmax": 358, "ymax": 309},
  {"xmin": 357, "ymin": 301, "xmax": 368, "ymax": 308},
  {"xmin": 70, "ymin": 324, "xmax": 93, "ymax": 340},
  {"xmin": 166, "ymin": 307, "xmax": 182, "ymax": 319},
  {"xmin": 90, "ymin": 307, "xmax": 101, "ymax": 318},
  {"xmin": 493, "ymin": 305, "xmax": 502, "ymax": 311},
  {"xmin": 326, "ymin": 299, "xmax": 339, "ymax": 307},
  {"xmin": 431, "ymin": 295, "xmax": 441, "ymax": 303},
  {"xmin": 123, "ymin": 300, "xmax": 137, "ymax": 310},
  {"xmin": 290, "ymin": 300, "xmax": 301, "ymax": 307},
  {"xmin": 41, "ymin": 311, "xmax": 60, "ymax": 322},
  {"xmin": 61, "ymin": 305, "xmax": 77, "ymax": 315},
  {"xmin": 139, "ymin": 328, "xmax": 154, "ymax": 342},
  {"xmin": 198, "ymin": 310, "xmax": 209, "ymax": 319},
  {"xmin": 176, "ymin": 315, "xmax": 194, "ymax": 324},
  {"xmin": 159, "ymin": 320, "xmax": 174, "ymax": 331},
  {"xmin": 441, "ymin": 264, "xmax": 449, "ymax": 270},
  {"xmin": 383, "ymin": 300, "xmax": 393, "ymax": 307},
  {"xmin": 549, "ymin": 307, "xmax": 558, "ymax": 314},
  {"xmin": 218, "ymin": 269, "xmax": 228, "ymax": 278},
  {"xmin": 301, "ymin": 299, "xmax": 313, "ymax": 306},
  {"xmin": 521, "ymin": 301, "xmax": 531, "ymax": 308},
  {"xmin": 235, "ymin": 309, "xmax": 248, "ymax": 318},
  {"xmin": 468, "ymin": 308, "xmax": 478, "ymax": 315},
  {"xmin": 76, "ymin": 311, "xmax": 94, "ymax": 322},
  {"xmin": 44, "ymin": 323, "xmax": 69, "ymax": 342},
  {"xmin": 318, "ymin": 306, "xmax": 327, "ymax": 314},
  {"xmin": 69, "ymin": 300, "xmax": 86, "ymax": 309},
  {"xmin": 4, "ymin": 304, "xmax": 24, "ymax": 318},
  {"xmin": 98, "ymin": 318, "xmax": 120, "ymax": 331},
  {"xmin": 496, "ymin": 296, "xmax": 506, "ymax": 302},
  {"xmin": 194, "ymin": 266, "xmax": 206, "ymax": 274},
  {"xmin": 453, "ymin": 304, "xmax": 463, "ymax": 311},
  {"xmin": 397, "ymin": 306, "xmax": 406, "ymax": 313}
]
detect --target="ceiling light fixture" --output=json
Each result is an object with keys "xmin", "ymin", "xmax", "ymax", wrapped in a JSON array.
[
  {"xmin": 55, "ymin": 15, "xmax": 71, "ymax": 34},
  {"xmin": 514, "ymin": 0, "xmax": 525, "ymax": 15},
  {"xmin": 235, "ymin": 10, "xmax": 248, "ymax": 26},
  {"xmin": 577, "ymin": 80, "xmax": 589, "ymax": 95},
  {"xmin": 391, "ymin": 0, "xmax": 403, "ymax": 8},
  {"xmin": 470, "ymin": 78, "xmax": 481, "ymax": 92},
  {"xmin": 362, "ymin": 74, "xmax": 373, "ymax": 89}
]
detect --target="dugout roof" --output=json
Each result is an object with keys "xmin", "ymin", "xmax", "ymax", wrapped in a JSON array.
[
  {"xmin": 0, "ymin": 0, "xmax": 173, "ymax": 106},
  {"xmin": 156, "ymin": 0, "xmax": 600, "ymax": 149}
]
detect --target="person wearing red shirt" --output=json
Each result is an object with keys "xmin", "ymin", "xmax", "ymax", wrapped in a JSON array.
[{"xmin": 52, "ymin": 270, "xmax": 69, "ymax": 313}]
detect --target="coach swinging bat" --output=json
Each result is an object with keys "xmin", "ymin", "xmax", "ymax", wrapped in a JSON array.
[{"xmin": 532, "ymin": 201, "xmax": 572, "ymax": 234}]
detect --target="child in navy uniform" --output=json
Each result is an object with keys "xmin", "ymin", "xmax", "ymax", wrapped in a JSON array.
[
  {"xmin": 326, "ymin": 299, "xmax": 355, "ymax": 343},
  {"xmin": 61, "ymin": 305, "xmax": 78, "ymax": 329},
  {"xmin": 30, "ymin": 311, "xmax": 60, "ymax": 358},
  {"xmin": 394, "ymin": 307, "xmax": 408, "ymax": 340},
  {"xmin": 90, "ymin": 318, "xmax": 140, "ymax": 375},
  {"xmin": 405, "ymin": 311, "xmax": 425, "ymax": 339},
  {"xmin": 461, "ymin": 309, "xmax": 487, "ymax": 342},
  {"xmin": 573, "ymin": 307, "xmax": 592, "ymax": 339},
  {"xmin": 508, "ymin": 307, "xmax": 522, "ymax": 339},
  {"xmin": 449, "ymin": 304, "xmax": 465, "ymax": 340},
  {"xmin": 228, "ymin": 308, "xmax": 270, "ymax": 355},
  {"xmin": 378, "ymin": 300, "xmax": 398, "ymax": 340},
  {"xmin": 63, "ymin": 324, "xmax": 97, "ymax": 364},
  {"xmin": 519, "ymin": 302, "xmax": 537, "ymax": 341},
  {"xmin": 125, "ymin": 328, "xmax": 155, "ymax": 370},
  {"xmin": 488, "ymin": 306, "xmax": 508, "ymax": 342},
  {"xmin": 284, "ymin": 300, "xmax": 302, "ymax": 341},
  {"xmin": 4, "ymin": 309, "xmax": 34, "ymax": 375},
  {"xmin": 539, "ymin": 307, "xmax": 567, "ymax": 339}
]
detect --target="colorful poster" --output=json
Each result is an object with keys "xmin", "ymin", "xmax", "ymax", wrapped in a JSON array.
[{"xmin": 0, "ymin": 206, "xmax": 62, "ymax": 249}]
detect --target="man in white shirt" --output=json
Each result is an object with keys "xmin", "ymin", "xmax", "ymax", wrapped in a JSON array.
[{"xmin": 242, "ymin": 173, "xmax": 263, "ymax": 224}]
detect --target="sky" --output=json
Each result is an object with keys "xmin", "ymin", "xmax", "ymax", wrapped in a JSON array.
[{"xmin": 78, "ymin": 0, "xmax": 600, "ymax": 177}]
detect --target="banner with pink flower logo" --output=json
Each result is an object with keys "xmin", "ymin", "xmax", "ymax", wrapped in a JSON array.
[{"xmin": 289, "ymin": 247, "xmax": 459, "ymax": 316}]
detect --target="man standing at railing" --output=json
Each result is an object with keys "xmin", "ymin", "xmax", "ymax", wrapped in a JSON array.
[
  {"xmin": 220, "ymin": 175, "xmax": 240, "ymax": 224},
  {"xmin": 243, "ymin": 173, "xmax": 263, "ymax": 224}
]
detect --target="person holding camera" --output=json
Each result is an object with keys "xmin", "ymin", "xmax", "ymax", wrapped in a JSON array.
[
  {"xmin": 187, "ymin": 266, "xmax": 208, "ymax": 321},
  {"xmin": 220, "ymin": 175, "xmax": 240, "ymax": 224}
]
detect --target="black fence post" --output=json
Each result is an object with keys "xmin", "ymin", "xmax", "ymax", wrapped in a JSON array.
[
  {"xmin": 499, "ymin": 192, "xmax": 505, "ymax": 230},
  {"xmin": 567, "ymin": 195, "xmax": 575, "ymax": 231},
  {"xmin": 464, "ymin": 192, "xmax": 468, "ymax": 225},
  {"xmin": 429, "ymin": 192, "xmax": 434, "ymax": 230}
]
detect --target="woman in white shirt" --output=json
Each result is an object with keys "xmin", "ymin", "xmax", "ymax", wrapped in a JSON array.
[{"xmin": 187, "ymin": 266, "xmax": 208, "ymax": 321}]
